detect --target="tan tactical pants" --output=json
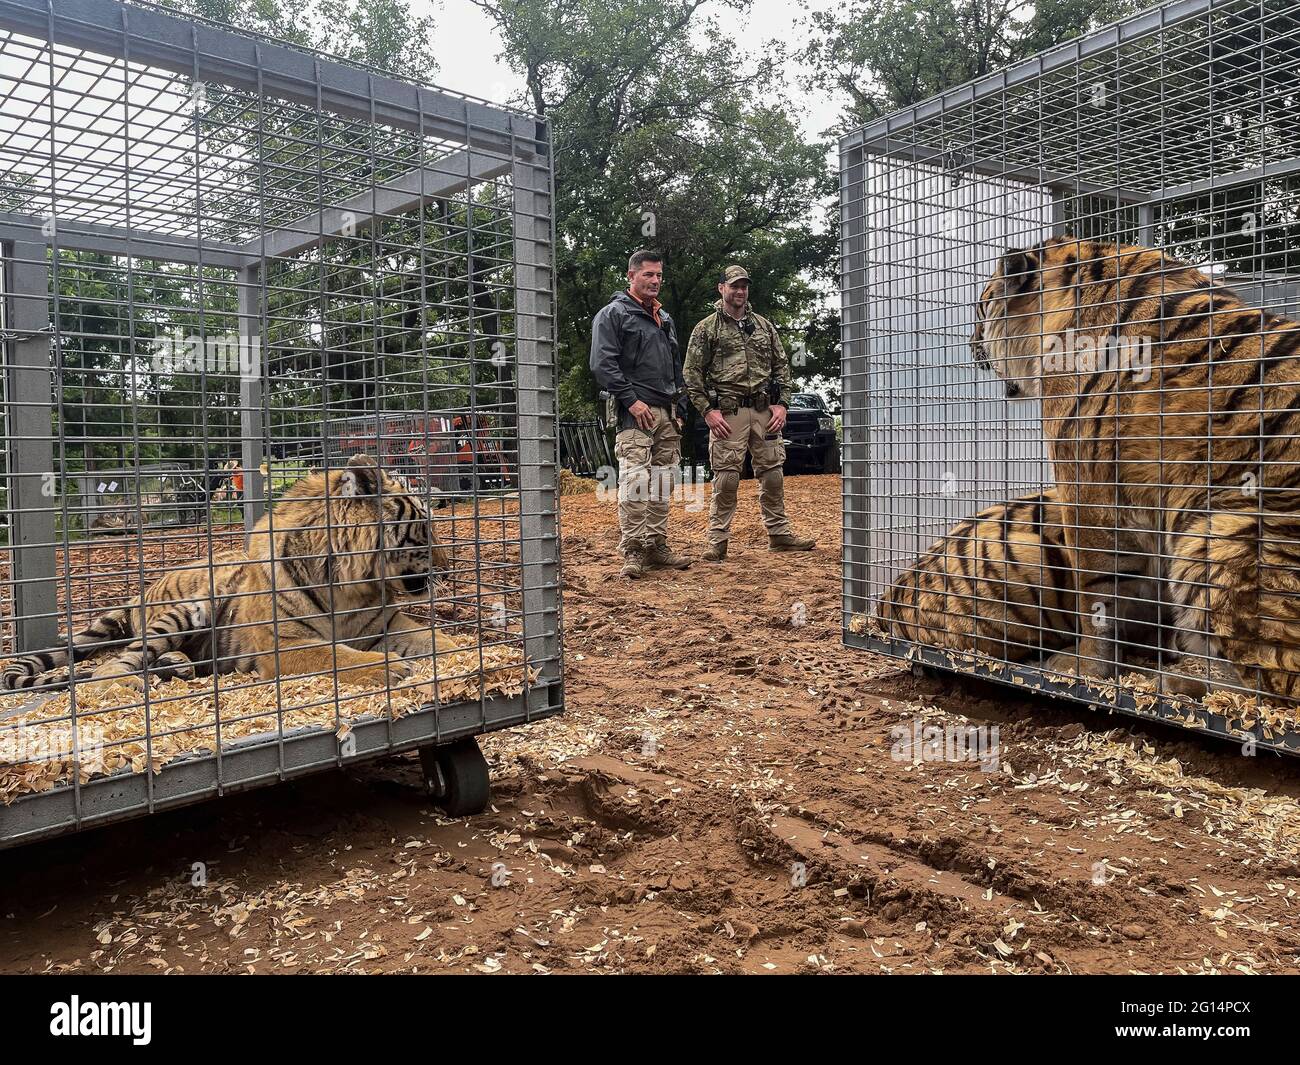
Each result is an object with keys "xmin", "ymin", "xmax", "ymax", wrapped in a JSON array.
[
  {"xmin": 614, "ymin": 407, "xmax": 681, "ymax": 554},
  {"xmin": 708, "ymin": 406, "xmax": 793, "ymax": 545}
]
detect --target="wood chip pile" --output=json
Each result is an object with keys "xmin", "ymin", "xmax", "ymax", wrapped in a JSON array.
[
  {"xmin": 0, "ymin": 629, "xmax": 536, "ymax": 804},
  {"xmin": 559, "ymin": 469, "xmax": 598, "ymax": 496}
]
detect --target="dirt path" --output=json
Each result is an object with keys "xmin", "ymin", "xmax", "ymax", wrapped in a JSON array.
[{"xmin": 2, "ymin": 474, "xmax": 1298, "ymax": 974}]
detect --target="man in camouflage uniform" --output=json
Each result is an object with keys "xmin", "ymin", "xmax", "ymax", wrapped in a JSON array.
[
  {"xmin": 684, "ymin": 265, "xmax": 815, "ymax": 561},
  {"xmin": 589, "ymin": 249, "xmax": 692, "ymax": 579}
]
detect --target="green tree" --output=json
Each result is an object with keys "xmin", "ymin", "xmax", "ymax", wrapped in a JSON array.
[
  {"xmin": 29, "ymin": 0, "xmax": 446, "ymax": 498},
  {"xmin": 472, "ymin": 0, "xmax": 837, "ymax": 418},
  {"xmin": 160, "ymin": 0, "xmax": 437, "ymax": 78},
  {"xmin": 800, "ymin": 0, "xmax": 1140, "ymax": 132}
]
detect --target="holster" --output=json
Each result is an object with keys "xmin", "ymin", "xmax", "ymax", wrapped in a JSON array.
[
  {"xmin": 718, "ymin": 391, "xmax": 768, "ymax": 416},
  {"xmin": 616, "ymin": 403, "xmax": 640, "ymax": 431}
]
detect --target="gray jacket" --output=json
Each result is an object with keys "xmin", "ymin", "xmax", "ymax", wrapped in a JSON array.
[{"xmin": 589, "ymin": 291, "xmax": 686, "ymax": 416}]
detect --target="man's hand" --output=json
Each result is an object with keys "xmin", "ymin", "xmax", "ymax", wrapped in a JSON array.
[
  {"xmin": 627, "ymin": 399, "xmax": 656, "ymax": 430},
  {"xmin": 705, "ymin": 409, "xmax": 731, "ymax": 439},
  {"xmin": 767, "ymin": 404, "xmax": 787, "ymax": 434}
]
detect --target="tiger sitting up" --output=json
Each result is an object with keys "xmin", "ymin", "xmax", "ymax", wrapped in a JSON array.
[
  {"xmin": 971, "ymin": 237, "xmax": 1300, "ymax": 699},
  {"xmin": 1, "ymin": 454, "xmax": 449, "ymax": 694}
]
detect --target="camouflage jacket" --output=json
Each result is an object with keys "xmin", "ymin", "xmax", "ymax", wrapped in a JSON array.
[{"xmin": 683, "ymin": 300, "xmax": 791, "ymax": 417}]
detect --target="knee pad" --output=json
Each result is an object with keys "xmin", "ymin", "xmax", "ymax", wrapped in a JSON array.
[{"xmin": 713, "ymin": 469, "xmax": 740, "ymax": 505}]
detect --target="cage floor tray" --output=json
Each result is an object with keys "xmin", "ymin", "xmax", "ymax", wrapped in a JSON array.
[
  {"xmin": 0, "ymin": 629, "xmax": 536, "ymax": 805},
  {"xmin": 847, "ymin": 629, "xmax": 1300, "ymax": 758}
]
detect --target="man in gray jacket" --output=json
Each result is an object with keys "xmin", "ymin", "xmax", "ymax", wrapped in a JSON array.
[{"xmin": 589, "ymin": 249, "xmax": 691, "ymax": 578}]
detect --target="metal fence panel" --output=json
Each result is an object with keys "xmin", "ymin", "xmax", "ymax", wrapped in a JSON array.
[
  {"xmin": 0, "ymin": 0, "xmax": 561, "ymax": 845},
  {"xmin": 841, "ymin": 0, "xmax": 1300, "ymax": 755}
]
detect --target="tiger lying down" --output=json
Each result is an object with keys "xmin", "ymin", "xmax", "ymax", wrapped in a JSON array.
[
  {"xmin": 1, "ymin": 454, "xmax": 449, "ymax": 695},
  {"xmin": 876, "ymin": 491, "xmax": 1167, "ymax": 670}
]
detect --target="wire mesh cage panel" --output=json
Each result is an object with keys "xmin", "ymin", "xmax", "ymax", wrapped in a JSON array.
[
  {"xmin": 0, "ymin": 0, "xmax": 560, "ymax": 845},
  {"xmin": 841, "ymin": 0, "xmax": 1300, "ymax": 755}
]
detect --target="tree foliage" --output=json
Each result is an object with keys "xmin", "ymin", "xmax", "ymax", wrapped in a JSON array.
[
  {"xmin": 800, "ymin": 0, "xmax": 1141, "ymax": 132},
  {"xmin": 160, "ymin": 0, "xmax": 438, "ymax": 79},
  {"xmin": 32, "ymin": 0, "xmax": 448, "ymax": 483},
  {"xmin": 473, "ymin": 0, "xmax": 838, "ymax": 417}
]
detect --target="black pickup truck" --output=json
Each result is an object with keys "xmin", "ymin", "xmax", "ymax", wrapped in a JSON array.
[
  {"xmin": 689, "ymin": 392, "xmax": 840, "ymax": 475},
  {"xmin": 783, "ymin": 392, "xmax": 841, "ymax": 474}
]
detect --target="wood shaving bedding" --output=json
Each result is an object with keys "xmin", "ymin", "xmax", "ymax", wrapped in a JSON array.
[
  {"xmin": 872, "ymin": 631, "xmax": 1300, "ymax": 735},
  {"xmin": 0, "ymin": 629, "xmax": 537, "ymax": 803}
]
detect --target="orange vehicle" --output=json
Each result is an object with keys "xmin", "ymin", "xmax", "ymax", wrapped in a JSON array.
[{"xmin": 333, "ymin": 413, "xmax": 512, "ymax": 496}]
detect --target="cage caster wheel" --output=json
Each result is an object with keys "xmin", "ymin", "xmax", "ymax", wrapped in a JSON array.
[{"xmin": 419, "ymin": 737, "xmax": 490, "ymax": 817}]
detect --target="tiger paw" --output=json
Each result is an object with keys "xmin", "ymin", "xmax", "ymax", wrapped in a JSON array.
[
  {"xmin": 341, "ymin": 654, "xmax": 412, "ymax": 688},
  {"xmin": 1157, "ymin": 656, "xmax": 1245, "ymax": 701},
  {"xmin": 154, "ymin": 651, "xmax": 195, "ymax": 681},
  {"xmin": 1042, "ymin": 650, "xmax": 1121, "ymax": 681},
  {"xmin": 1160, "ymin": 670, "xmax": 1209, "ymax": 700},
  {"xmin": 383, "ymin": 654, "xmax": 414, "ymax": 682}
]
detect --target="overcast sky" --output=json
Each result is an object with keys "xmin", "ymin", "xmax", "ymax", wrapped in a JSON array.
[{"xmin": 417, "ymin": 0, "xmax": 847, "ymax": 140}]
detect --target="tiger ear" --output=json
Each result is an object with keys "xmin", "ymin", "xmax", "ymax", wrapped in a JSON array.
[
  {"xmin": 339, "ymin": 453, "xmax": 380, "ymax": 497},
  {"xmin": 1000, "ymin": 247, "xmax": 1039, "ymax": 290}
]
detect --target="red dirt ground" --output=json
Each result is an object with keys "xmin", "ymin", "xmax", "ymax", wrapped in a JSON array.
[{"xmin": 1, "ymin": 474, "xmax": 1298, "ymax": 974}]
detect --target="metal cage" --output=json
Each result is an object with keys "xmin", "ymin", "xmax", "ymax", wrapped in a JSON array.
[
  {"xmin": 841, "ymin": 0, "xmax": 1300, "ymax": 755},
  {"xmin": 0, "ymin": 0, "xmax": 561, "ymax": 845}
]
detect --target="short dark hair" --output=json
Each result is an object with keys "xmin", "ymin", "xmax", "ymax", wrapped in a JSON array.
[{"xmin": 628, "ymin": 249, "xmax": 663, "ymax": 272}]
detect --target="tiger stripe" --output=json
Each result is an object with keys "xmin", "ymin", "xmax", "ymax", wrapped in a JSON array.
[
  {"xmin": 0, "ymin": 454, "xmax": 449, "ymax": 694},
  {"xmin": 877, "ymin": 491, "xmax": 1163, "ymax": 664},
  {"xmin": 971, "ymin": 236, "xmax": 1300, "ymax": 695}
]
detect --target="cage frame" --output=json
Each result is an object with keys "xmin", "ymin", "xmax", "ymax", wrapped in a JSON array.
[
  {"xmin": 839, "ymin": 0, "xmax": 1300, "ymax": 756},
  {"xmin": 0, "ymin": 0, "xmax": 562, "ymax": 846}
]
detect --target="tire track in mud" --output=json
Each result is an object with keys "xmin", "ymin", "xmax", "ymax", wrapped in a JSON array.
[
  {"xmin": 544, "ymin": 478, "xmax": 1300, "ymax": 973},
  {"xmin": 3, "ymin": 477, "xmax": 1300, "ymax": 974}
]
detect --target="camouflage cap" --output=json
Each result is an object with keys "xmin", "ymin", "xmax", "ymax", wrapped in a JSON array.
[{"xmin": 720, "ymin": 264, "xmax": 750, "ymax": 284}]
